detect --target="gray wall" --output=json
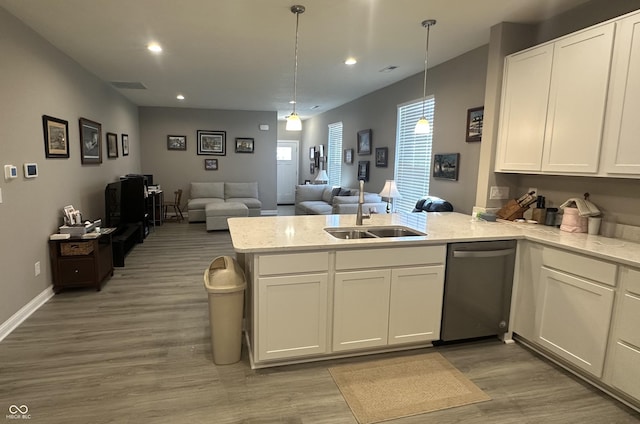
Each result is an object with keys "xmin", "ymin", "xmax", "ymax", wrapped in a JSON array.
[
  {"xmin": 0, "ymin": 7, "xmax": 140, "ymax": 324},
  {"xmin": 138, "ymin": 107, "xmax": 278, "ymax": 212},
  {"xmin": 299, "ymin": 46, "xmax": 489, "ymax": 214}
]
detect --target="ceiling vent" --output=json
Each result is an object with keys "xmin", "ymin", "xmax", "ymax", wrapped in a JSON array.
[
  {"xmin": 379, "ymin": 66, "xmax": 398, "ymax": 73},
  {"xmin": 111, "ymin": 81, "xmax": 147, "ymax": 90}
]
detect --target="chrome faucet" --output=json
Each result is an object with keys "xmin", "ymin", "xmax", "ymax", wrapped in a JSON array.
[{"xmin": 356, "ymin": 179, "xmax": 371, "ymax": 225}]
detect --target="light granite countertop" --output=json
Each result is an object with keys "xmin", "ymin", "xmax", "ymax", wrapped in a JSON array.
[{"xmin": 227, "ymin": 212, "xmax": 640, "ymax": 267}]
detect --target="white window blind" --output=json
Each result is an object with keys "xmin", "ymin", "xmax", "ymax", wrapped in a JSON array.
[
  {"xmin": 327, "ymin": 122, "xmax": 343, "ymax": 187},
  {"xmin": 394, "ymin": 96, "xmax": 435, "ymax": 213}
]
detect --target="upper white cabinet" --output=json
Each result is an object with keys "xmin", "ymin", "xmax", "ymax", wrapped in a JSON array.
[
  {"xmin": 602, "ymin": 13, "xmax": 640, "ymax": 175},
  {"xmin": 541, "ymin": 24, "xmax": 614, "ymax": 173},
  {"xmin": 496, "ymin": 19, "xmax": 621, "ymax": 175},
  {"xmin": 496, "ymin": 45, "xmax": 553, "ymax": 171}
]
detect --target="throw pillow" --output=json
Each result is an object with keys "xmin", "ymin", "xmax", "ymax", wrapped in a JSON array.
[{"xmin": 337, "ymin": 188, "xmax": 351, "ymax": 196}]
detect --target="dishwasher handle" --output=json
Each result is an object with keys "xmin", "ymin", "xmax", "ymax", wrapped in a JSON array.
[{"xmin": 452, "ymin": 248, "xmax": 516, "ymax": 258}]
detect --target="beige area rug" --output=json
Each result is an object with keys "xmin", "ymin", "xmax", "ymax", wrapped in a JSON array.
[{"xmin": 328, "ymin": 352, "xmax": 491, "ymax": 424}]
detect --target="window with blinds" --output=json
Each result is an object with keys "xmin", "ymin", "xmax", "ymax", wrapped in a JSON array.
[
  {"xmin": 327, "ymin": 122, "xmax": 343, "ymax": 186},
  {"xmin": 394, "ymin": 96, "xmax": 435, "ymax": 213}
]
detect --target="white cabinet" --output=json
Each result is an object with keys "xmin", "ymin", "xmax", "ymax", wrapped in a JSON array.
[
  {"xmin": 253, "ymin": 252, "xmax": 329, "ymax": 362},
  {"xmin": 333, "ymin": 269, "xmax": 391, "ymax": 351},
  {"xmin": 496, "ymin": 22, "xmax": 615, "ymax": 174},
  {"xmin": 602, "ymin": 13, "xmax": 640, "ymax": 175},
  {"xmin": 496, "ymin": 45, "xmax": 553, "ymax": 172},
  {"xmin": 608, "ymin": 267, "xmax": 640, "ymax": 401},
  {"xmin": 541, "ymin": 24, "xmax": 614, "ymax": 173},
  {"xmin": 535, "ymin": 266, "xmax": 614, "ymax": 377},
  {"xmin": 333, "ymin": 246, "xmax": 446, "ymax": 353}
]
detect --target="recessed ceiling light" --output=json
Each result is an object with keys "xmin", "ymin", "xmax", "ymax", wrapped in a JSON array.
[
  {"xmin": 176, "ymin": 94, "xmax": 185, "ymax": 100},
  {"xmin": 289, "ymin": 100, "xmax": 296, "ymax": 104},
  {"xmin": 345, "ymin": 57, "xmax": 357, "ymax": 65},
  {"xmin": 147, "ymin": 43, "xmax": 162, "ymax": 53}
]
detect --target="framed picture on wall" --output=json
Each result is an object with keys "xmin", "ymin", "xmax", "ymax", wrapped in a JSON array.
[
  {"xmin": 107, "ymin": 132, "xmax": 118, "ymax": 158},
  {"xmin": 375, "ymin": 147, "xmax": 388, "ymax": 167},
  {"xmin": 357, "ymin": 160, "xmax": 370, "ymax": 181},
  {"xmin": 344, "ymin": 148, "xmax": 353, "ymax": 164},
  {"xmin": 310, "ymin": 163, "xmax": 315, "ymax": 174},
  {"xmin": 466, "ymin": 106, "xmax": 484, "ymax": 142},
  {"xmin": 79, "ymin": 117, "xmax": 102, "ymax": 164},
  {"xmin": 357, "ymin": 129, "xmax": 372, "ymax": 155},
  {"xmin": 42, "ymin": 115, "xmax": 69, "ymax": 159},
  {"xmin": 197, "ymin": 130, "xmax": 226, "ymax": 155},
  {"xmin": 235, "ymin": 137, "xmax": 254, "ymax": 153},
  {"xmin": 309, "ymin": 146, "xmax": 315, "ymax": 160},
  {"xmin": 204, "ymin": 158, "xmax": 218, "ymax": 170},
  {"xmin": 433, "ymin": 153, "xmax": 460, "ymax": 180},
  {"xmin": 167, "ymin": 135, "xmax": 187, "ymax": 151},
  {"xmin": 121, "ymin": 134, "xmax": 129, "ymax": 156}
]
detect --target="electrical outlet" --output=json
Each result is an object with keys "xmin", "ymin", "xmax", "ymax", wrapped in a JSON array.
[
  {"xmin": 489, "ymin": 186, "xmax": 510, "ymax": 200},
  {"xmin": 34, "ymin": 261, "xmax": 40, "ymax": 276},
  {"xmin": 528, "ymin": 187, "xmax": 538, "ymax": 197}
]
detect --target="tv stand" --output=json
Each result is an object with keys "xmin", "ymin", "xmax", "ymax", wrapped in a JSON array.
[{"xmin": 112, "ymin": 222, "xmax": 143, "ymax": 267}]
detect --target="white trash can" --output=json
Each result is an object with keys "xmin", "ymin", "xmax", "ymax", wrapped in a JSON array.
[{"xmin": 204, "ymin": 256, "xmax": 246, "ymax": 365}]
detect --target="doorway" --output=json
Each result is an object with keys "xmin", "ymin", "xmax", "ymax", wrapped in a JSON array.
[{"xmin": 277, "ymin": 140, "xmax": 299, "ymax": 204}]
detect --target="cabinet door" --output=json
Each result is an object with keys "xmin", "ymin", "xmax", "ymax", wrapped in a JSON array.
[
  {"xmin": 536, "ymin": 267, "xmax": 614, "ymax": 377},
  {"xmin": 603, "ymin": 14, "xmax": 640, "ymax": 175},
  {"xmin": 388, "ymin": 265, "xmax": 444, "ymax": 345},
  {"xmin": 496, "ymin": 44, "xmax": 553, "ymax": 172},
  {"xmin": 257, "ymin": 273, "xmax": 328, "ymax": 361},
  {"xmin": 333, "ymin": 270, "xmax": 390, "ymax": 352},
  {"xmin": 609, "ymin": 267, "xmax": 640, "ymax": 400},
  {"xmin": 541, "ymin": 24, "xmax": 614, "ymax": 173}
]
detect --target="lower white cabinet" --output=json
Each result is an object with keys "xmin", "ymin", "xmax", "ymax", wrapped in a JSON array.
[
  {"xmin": 333, "ymin": 265, "xmax": 445, "ymax": 352},
  {"xmin": 535, "ymin": 266, "xmax": 614, "ymax": 377},
  {"xmin": 333, "ymin": 269, "xmax": 391, "ymax": 351},
  {"xmin": 608, "ymin": 266, "xmax": 640, "ymax": 400},
  {"xmin": 256, "ymin": 273, "xmax": 328, "ymax": 361}
]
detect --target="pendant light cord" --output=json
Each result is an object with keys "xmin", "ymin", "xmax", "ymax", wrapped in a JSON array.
[
  {"xmin": 421, "ymin": 22, "xmax": 431, "ymax": 118},
  {"xmin": 292, "ymin": 7, "xmax": 303, "ymax": 116}
]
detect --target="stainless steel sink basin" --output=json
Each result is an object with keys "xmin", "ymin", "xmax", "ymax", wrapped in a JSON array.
[
  {"xmin": 325, "ymin": 226, "xmax": 426, "ymax": 239},
  {"xmin": 325, "ymin": 229, "xmax": 377, "ymax": 239},
  {"xmin": 366, "ymin": 226, "xmax": 426, "ymax": 238}
]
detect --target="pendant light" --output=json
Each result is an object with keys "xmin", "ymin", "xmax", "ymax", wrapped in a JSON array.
[
  {"xmin": 286, "ymin": 5, "xmax": 305, "ymax": 131},
  {"xmin": 415, "ymin": 19, "xmax": 436, "ymax": 134}
]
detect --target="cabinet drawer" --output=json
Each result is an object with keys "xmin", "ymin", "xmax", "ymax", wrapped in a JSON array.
[
  {"xmin": 617, "ymin": 291, "xmax": 640, "ymax": 347},
  {"xmin": 59, "ymin": 258, "xmax": 95, "ymax": 283},
  {"xmin": 258, "ymin": 252, "xmax": 328, "ymax": 276},
  {"xmin": 621, "ymin": 267, "xmax": 640, "ymax": 295},
  {"xmin": 336, "ymin": 245, "xmax": 445, "ymax": 270},
  {"xmin": 542, "ymin": 246, "xmax": 616, "ymax": 286}
]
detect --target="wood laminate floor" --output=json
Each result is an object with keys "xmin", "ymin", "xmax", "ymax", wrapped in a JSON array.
[{"xmin": 1, "ymin": 222, "xmax": 639, "ymax": 423}]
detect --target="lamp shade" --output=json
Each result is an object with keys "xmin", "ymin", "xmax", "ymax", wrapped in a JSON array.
[
  {"xmin": 286, "ymin": 113, "xmax": 302, "ymax": 131},
  {"xmin": 379, "ymin": 180, "xmax": 402, "ymax": 199},
  {"xmin": 414, "ymin": 116, "xmax": 431, "ymax": 134},
  {"xmin": 315, "ymin": 169, "xmax": 329, "ymax": 183}
]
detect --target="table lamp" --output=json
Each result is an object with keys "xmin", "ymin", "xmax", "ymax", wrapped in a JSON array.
[
  {"xmin": 315, "ymin": 169, "xmax": 329, "ymax": 184},
  {"xmin": 379, "ymin": 180, "xmax": 402, "ymax": 213}
]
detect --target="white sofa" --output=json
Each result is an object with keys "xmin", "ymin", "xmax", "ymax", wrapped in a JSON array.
[
  {"xmin": 295, "ymin": 184, "xmax": 386, "ymax": 215},
  {"xmin": 187, "ymin": 182, "xmax": 262, "ymax": 222}
]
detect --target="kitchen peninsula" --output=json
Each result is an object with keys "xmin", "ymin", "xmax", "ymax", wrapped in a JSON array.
[{"xmin": 228, "ymin": 212, "xmax": 640, "ymax": 410}]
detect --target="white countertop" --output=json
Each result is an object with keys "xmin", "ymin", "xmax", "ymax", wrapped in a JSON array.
[{"xmin": 227, "ymin": 212, "xmax": 640, "ymax": 267}]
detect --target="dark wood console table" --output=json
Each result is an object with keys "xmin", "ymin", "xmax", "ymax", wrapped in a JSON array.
[{"xmin": 49, "ymin": 229, "xmax": 114, "ymax": 293}]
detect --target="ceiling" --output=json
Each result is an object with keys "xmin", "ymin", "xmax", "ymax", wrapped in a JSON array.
[{"xmin": 1, "ymin": 0, "xmax": 590, "ymax": 121}]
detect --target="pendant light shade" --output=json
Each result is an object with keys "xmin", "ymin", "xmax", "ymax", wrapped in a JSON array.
[
  {"xmin": 286, "ymin": 5, "xmax": 305, "ymax": 131},
  {"xmin": 415, "ymin": 19, "xmax": 436, "ymax": 134}
]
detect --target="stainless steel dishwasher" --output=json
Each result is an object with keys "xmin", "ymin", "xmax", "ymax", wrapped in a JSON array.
[{"xmin": 440, "ymin": 240, "xmax": 516, "ymax": 341}]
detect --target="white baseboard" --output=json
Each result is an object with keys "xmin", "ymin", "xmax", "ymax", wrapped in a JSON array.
[
  {"xmin": 0, "ymin": 286, "xmax": 55, "ymax": 343},
  {"xmin": 261, "ymin": 210, "xmax": 278, "ymax": 216}
]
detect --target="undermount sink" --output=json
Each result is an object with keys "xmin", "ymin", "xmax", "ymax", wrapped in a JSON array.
[{"xmin": 325, "ymin": 226, "xmax": 426, "ymax": 239}]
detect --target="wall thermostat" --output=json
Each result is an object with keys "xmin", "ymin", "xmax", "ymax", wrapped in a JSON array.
[
  {"xmin": 4, "ymin": 165, "xmax": 18, "ymax": 180},
  {"xmin": 23, "ymin": 163, "xmax": 38, "ymax": 178}
]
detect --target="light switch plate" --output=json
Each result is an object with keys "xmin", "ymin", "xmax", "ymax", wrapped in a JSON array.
[{"xmin": 4, "ymin": 165, "xmax": 17, "ymax": 180}]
